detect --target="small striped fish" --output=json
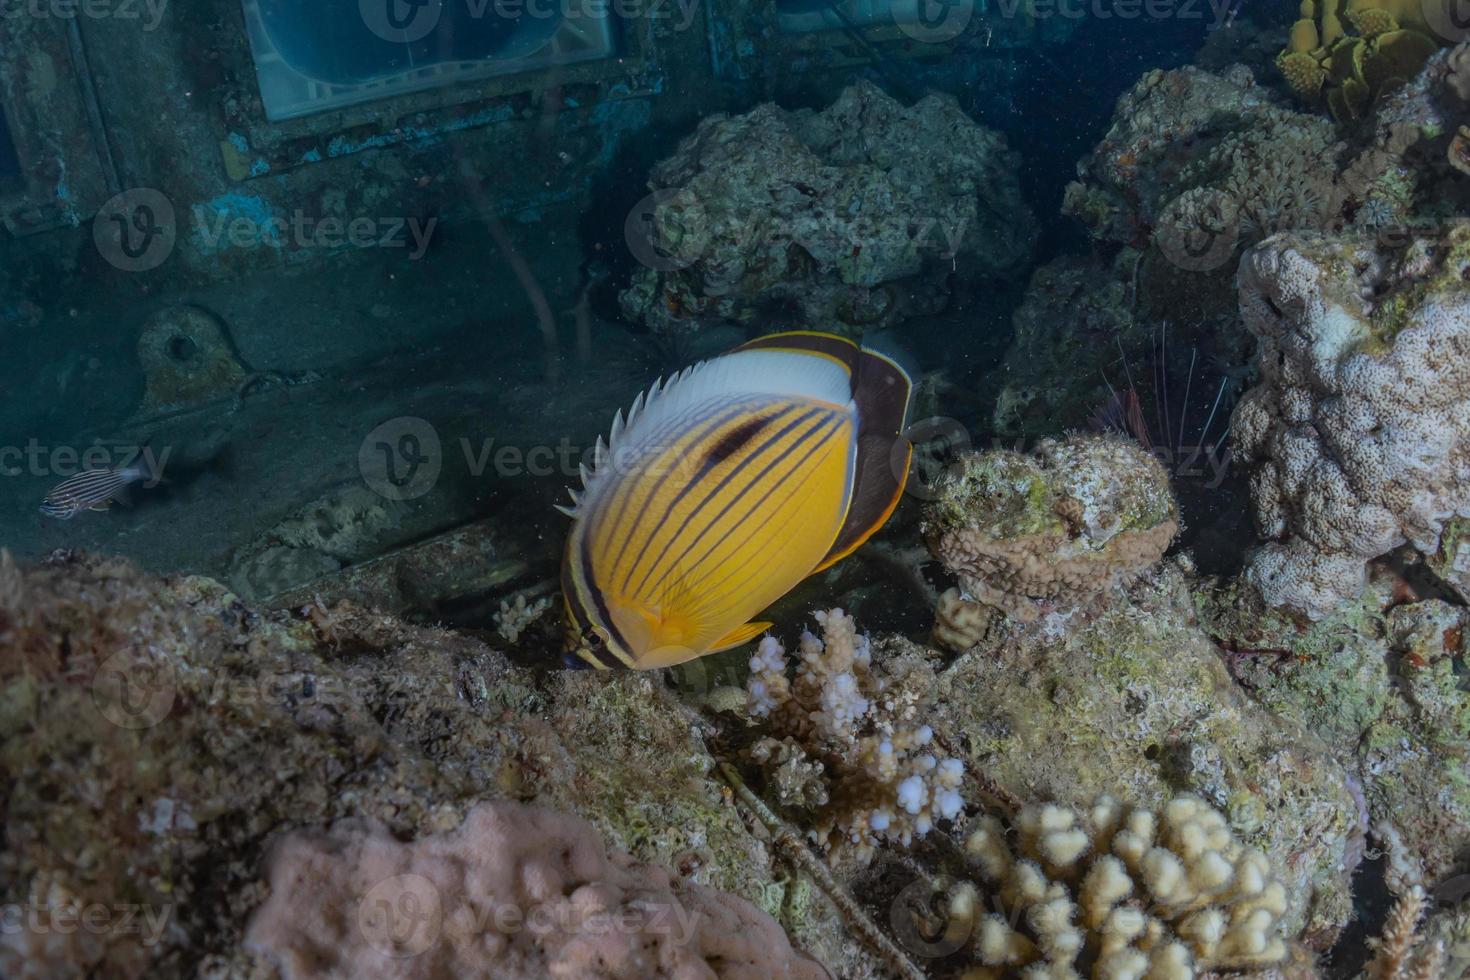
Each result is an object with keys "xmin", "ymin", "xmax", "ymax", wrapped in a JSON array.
[
  {"xmin": 40, "ymin": 463, "xmax": 150, "ymax": 519},
  {"xmin": 559, "ymin": 331, "xmax": 913, "ymax": 670}
]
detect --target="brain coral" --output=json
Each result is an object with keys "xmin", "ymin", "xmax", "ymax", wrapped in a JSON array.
[
  {"xmin": 619, "ymin": 80, "xmax": 1035, "ymax": 338},
  {"xmin": 924, "ymin": 434, "xmax": 1179, "ymax": 625},
  {"xmin": 1232, "ymin": 228, "xmax": 1470, "ymax": 618}
]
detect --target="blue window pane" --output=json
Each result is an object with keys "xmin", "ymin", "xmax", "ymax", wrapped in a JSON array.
[
  {"xmin": 243, "ymin": 0, "xmax": 616, "ymax": 121},
  {"xmin": 257, "ymin": 0, "xmax": 561, "ymax": 87}
]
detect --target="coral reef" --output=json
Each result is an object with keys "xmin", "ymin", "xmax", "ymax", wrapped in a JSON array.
[
  {"xmin": 1364, "ymin": 885, "xmax": 1450, "ymax": 980},
  {"xmin": 1278, "ymin": 0, "xmax": 1446, "ymax": 121},
  {"xmin": 494, "ymin": 592, "xmax": 553, "ymax": 644},
  {"xmin": 743, "ymin": 609, "xmax": 964, "ymax": 865},
  {"xmin": 1062, "ymin": 65, "xmax": 1346, "ymax": 268},
  {"xmin": 1200, "ymin": 571, "xmax": 1470, "ymax": 891},
  {"xmin": 946, "ymin": 794, "xmax": 1290, "ymax": 976},
  {"xmin": 927, "ymin": 559, "xmax": 1362, "ymax": 942},
  {"xmin": 619, "ymin": 80, "xmax": 1035, "ymax": 338},
  {"xmin": 1230, "ymin": 227, "xmax": 1470, "ymax": 619},
  {"xmin": 923, "ymin": 435, "xmax": 1178, "ymax": 628},
  {"xmin": 243, "ymin": 800, "xmax": 827, "ymax": 979},
  {"xmin": 986, "ymin": 252, "xmax": 1142, "ymax": 438},
  {"xmin": 0, "ymin": 551, "xmax": 877, "ymax": 978}
]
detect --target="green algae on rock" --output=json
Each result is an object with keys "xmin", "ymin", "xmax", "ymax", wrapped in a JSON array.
[
  {"xmin": 1199, "ymin": 570, "xmax": 1470, "ymax": 893},
  {"xmin": 924, "ymin": 435, "xmax": 1179, "ymax": 629},
  {"xmin": 928, "ymin": 561, "xmax": 1363, "ymax": 945}
]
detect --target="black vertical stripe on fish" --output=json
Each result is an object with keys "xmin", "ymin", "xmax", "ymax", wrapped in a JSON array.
[
  {"xmin": 655, "ymin": 413, "xmax": 845, "ymax": 598},
  {"xmin": 673, "ymin": 420, "xmax": 845, "ymax": 620},
  {"xmin": 623, "ymin": 404, "xmax": 828, "ymax": 598},
  {"xmin": 577, "ymin": 536, "xmax": 636, "ymax": 668},
  {"xmin": 814, "ymin": 347, "xmax": 913, "ymax": 570},
  {"xmin": 596, "ymin": 398, "xmax": 754, "ymax": 585},
  {"xmin": 612, "ymin": 401, "xmax": 807, "ymax": 596}
]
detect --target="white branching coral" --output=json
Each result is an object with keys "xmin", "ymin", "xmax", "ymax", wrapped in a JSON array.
[
  {"xmin": 946, "ymin": 794, "xmax": 1289, "ymax": 978},
  {"xmin": 493, "ymin": 592, "xmax": 553, "ymax": 643},
  {"xmin": 744, "ymin": 609, "xmax": 964, "ymax": 864}
]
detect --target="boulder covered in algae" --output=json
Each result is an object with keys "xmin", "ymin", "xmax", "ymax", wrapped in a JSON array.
[
  {"xmin": 924, "ymin": 559, "xmax": 1364, "ymax": 946},
  {"xmin": 1200, "ymin": 569, "xmax": 1470, "ymax": 894},
  {"xmin": 0, "ymin": 551, "xmax": 874, "ymax": 978},
  {"xmin": 619, "ymin": 80, "xmax": 1035, "ymax": 339}
]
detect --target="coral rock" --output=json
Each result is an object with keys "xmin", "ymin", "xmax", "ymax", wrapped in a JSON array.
[
  {"xmin": 619, "ymin": 81, "xmax": 1035, "ymax": 338},
  {"xmin": 244, "ymin": 800, "xmax": 828, "ymax": 979},
  {"xmin": 1232, "ymin": 228, "xmax": 1470, "ymax": 618},
  {"xmin": 946, "ymin": 794, "xmax": 1291, "ymax": 976},
  {"xmin": 924, "ymin": 435, "xmax": 1179, "ymax": 624}
]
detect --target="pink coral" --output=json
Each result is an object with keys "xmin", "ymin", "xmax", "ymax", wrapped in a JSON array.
[{"xmin": 245, "ymin": 801, "xmax": 827, "ymax": 980}]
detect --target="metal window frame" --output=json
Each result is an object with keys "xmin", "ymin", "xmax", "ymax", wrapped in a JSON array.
[{"xmin": 217, "ymin": 0, "xmax": 665, "ymax": 181}]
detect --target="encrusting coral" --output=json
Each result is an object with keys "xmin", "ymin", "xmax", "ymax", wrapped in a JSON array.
[
  {"xmin": 618, "ymin": 80, "xmax": 1034, "ymax": 338},
  {"xmin": 1199, "ymin": 573, "xmax": 1470, "ymax": 893},
  {"xmin": 744, "ymin": 609, "xmax": 965, "ymax": 865},
  {"xmin": 923, "ymin": 435, "xmax": 1178, "ymax": 633},
  {"xmin": 927, "ymin": 558, "xmax": 1363, "ymax": 942},
  {"xmin": 243, "ymin": 800, "xmax": 827, "ymax": 979},
  {"xmin": 944, "ymin": 794, "xmax": 1289, "ymax": 978},
  {"xmin": 1231, "ymin": 227, "xmax": 1470, "ymax": 619}
]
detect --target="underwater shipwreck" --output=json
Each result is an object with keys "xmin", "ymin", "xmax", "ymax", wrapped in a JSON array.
[{"xmin": 3, "ymin": 0, "xmax": 1470, "ymax": 977}]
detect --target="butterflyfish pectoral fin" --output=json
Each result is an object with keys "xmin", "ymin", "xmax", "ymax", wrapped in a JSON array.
[{"xmin": 709, "ymin": 620, "xmax": 773, "ymax": 653}]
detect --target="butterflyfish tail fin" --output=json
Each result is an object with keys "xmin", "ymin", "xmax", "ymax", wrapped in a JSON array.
[{"xmin": 812, "ymin": 344, "xmax": 914, "ymax": 571}]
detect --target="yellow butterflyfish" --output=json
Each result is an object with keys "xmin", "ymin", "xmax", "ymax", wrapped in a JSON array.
[{"xmin": 559, "ymin": 330, "xmax": 913, "ymax": 670}]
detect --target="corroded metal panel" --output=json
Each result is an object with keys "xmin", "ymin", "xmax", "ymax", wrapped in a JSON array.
[{"xmin": 0, "ymin": 15, "xmax": 116, "ymax": 234}]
